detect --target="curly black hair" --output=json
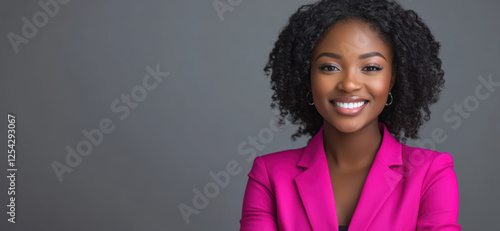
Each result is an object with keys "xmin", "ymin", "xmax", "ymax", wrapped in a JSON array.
[{"xmin": 264, "ymin": 0, "xmax": 445, "ymax": 143}]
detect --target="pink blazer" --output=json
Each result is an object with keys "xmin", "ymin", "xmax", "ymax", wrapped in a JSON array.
[{"xmin": 240, "ymin": 122, "xmax": 460, "ymax": 230}]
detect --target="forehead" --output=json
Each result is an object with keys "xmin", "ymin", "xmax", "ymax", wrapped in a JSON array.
[{"xmin": 312, "ymin": 19, "xmax": 392, "ymax": 60}]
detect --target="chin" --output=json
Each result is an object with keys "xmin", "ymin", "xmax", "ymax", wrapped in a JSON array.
[{"xmin": 329, "ymin": 120, "xmax": 366, "ymax": 134}]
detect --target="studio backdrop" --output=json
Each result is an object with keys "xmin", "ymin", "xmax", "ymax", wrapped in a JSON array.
[{"xmin": 0, "ymin": 0, "xmax": 499, "ymax": 230}]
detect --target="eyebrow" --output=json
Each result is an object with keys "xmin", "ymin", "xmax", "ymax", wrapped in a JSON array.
[{"xmin": 315, "ymin": 52, "xmax": 387, "ymax": 61}]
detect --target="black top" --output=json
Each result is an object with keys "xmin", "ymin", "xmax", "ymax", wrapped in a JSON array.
[{"xmin": 339, "ymin": 225, "xmax": 348, "ymax": 231}]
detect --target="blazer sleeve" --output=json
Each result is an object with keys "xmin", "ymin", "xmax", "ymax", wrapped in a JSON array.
[
  {"xmin": 240, "ymin": 156, "xmax": 279, "ymax": 231},
  {"xmin": 417, "ymin": 152, "xmax": 461, "ymax": 230}
]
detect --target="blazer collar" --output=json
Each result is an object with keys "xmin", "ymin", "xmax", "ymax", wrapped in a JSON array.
[{"xmin": 294, "ymin": 122, "xmax": 403, "ymax": 231}]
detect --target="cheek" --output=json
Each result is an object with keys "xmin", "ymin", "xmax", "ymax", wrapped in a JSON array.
[
  {"xmin": 366, "ymin": 77, "xmax": 391, "ymax": 102},
  {"xmin": 311, "ymin": 73, "xmax": 328, "ymax": 92}
]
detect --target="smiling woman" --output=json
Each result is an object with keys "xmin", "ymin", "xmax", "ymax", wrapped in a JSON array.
[
  {"xmin": 239, "ymin": 0, "xmax": 461, "ymax": 230},
  {"xmin": 311, "ymin": 20, "xmax": 396, "ymax": 135}
]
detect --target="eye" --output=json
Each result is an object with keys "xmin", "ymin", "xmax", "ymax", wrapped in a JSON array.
[
  {"xmin": 362, "ymin": 64, "xmax": 383, "ymax": 72},
  {"xmin": 319, "ymin": 64, "xmax": 340, "ymax": 72}
]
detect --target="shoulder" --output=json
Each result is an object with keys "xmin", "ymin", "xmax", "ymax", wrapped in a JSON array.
[
  {"xmin": 247, "ymin": 147, "xmax": 304, "ymax": 181},
  {"xmin": 400, "ymin": 145, "xmax": 460, "ymax": 223},
  {"xmin": 400, "ymin": 145, "xmax": 457, "ymax": 193},
  {"xmin": 258, "ymin": 147, "xmax": 304, "ymax": 166},
  {"xmin": 400, "ymin": 144, "xmax": 456, "ymax": 170}
]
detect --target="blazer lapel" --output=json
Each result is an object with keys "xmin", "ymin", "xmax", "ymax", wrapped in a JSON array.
[
  {"xmin": 294, "ymin": 123, "xmax": 403, "ymax": 231},
  {"xmin": 294, "ymin": 126, "xmax": 339, "ymax": 231},
  {"xmin": 348, "ymin": 123, "xmax": 403, "ymax": 230}
]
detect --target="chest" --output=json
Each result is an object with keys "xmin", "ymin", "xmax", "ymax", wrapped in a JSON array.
[{"xmin": 329, "ymin": 168, "xmax": 370, "ymax": 226}]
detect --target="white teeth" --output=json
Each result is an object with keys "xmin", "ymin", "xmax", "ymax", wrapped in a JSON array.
[{"xmin": 335, "ymin": 101, "xmax": 365, "ymax": 109}]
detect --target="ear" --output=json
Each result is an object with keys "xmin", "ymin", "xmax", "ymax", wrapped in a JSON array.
[{"xmin": 389, "ymin": 64, "xmax": 397, "ymax": 91}]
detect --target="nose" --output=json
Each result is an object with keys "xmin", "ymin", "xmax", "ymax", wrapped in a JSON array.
[{"xmin": 337, "ymin": 70, "xmax": 362, "ymax": 92}]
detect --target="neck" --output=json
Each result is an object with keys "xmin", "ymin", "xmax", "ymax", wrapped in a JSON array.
[{"xmin": 323, "ymin": 120, "xmax": 382, "ymax": 171}]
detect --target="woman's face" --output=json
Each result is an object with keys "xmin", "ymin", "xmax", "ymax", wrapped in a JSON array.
[{"xmin": 310, "ymin": 19, "xmax": 395, "ymax": 134}]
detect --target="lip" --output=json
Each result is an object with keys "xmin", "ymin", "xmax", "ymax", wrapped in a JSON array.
[
  {"xmin": 330, "ymin": 97, "xmax": 369, "ymax": 116},
  {"xmin": 330, "ymin": 96, "xmax": 369, "ymax": 103}
]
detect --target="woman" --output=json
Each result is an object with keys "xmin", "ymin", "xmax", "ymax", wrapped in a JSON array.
[{"xmin": 239, "ymin": 0, "xmax": 461, "ymax": 230}]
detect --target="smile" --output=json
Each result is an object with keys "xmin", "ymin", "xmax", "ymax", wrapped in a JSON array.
[
  {"xmin": 330, "ymin": 97, "xmax": 369, "ymax": 116},
  {"xmin": 334, "ymin": 101, "xmax": 366, "ymax": 109}
]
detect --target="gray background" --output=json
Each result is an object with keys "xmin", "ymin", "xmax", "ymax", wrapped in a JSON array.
[{"xmin": 0, "ymin": 0, "xmax": 499, "ymax": 230}]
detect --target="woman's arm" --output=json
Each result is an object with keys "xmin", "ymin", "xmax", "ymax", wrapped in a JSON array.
[
  {"xmin": 417, "ymin": 152, "xmax": 461, "ymax": 230},
  {"xmin": 240, "ymin": 156, "xmax": 279, "ymax": 231}
]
